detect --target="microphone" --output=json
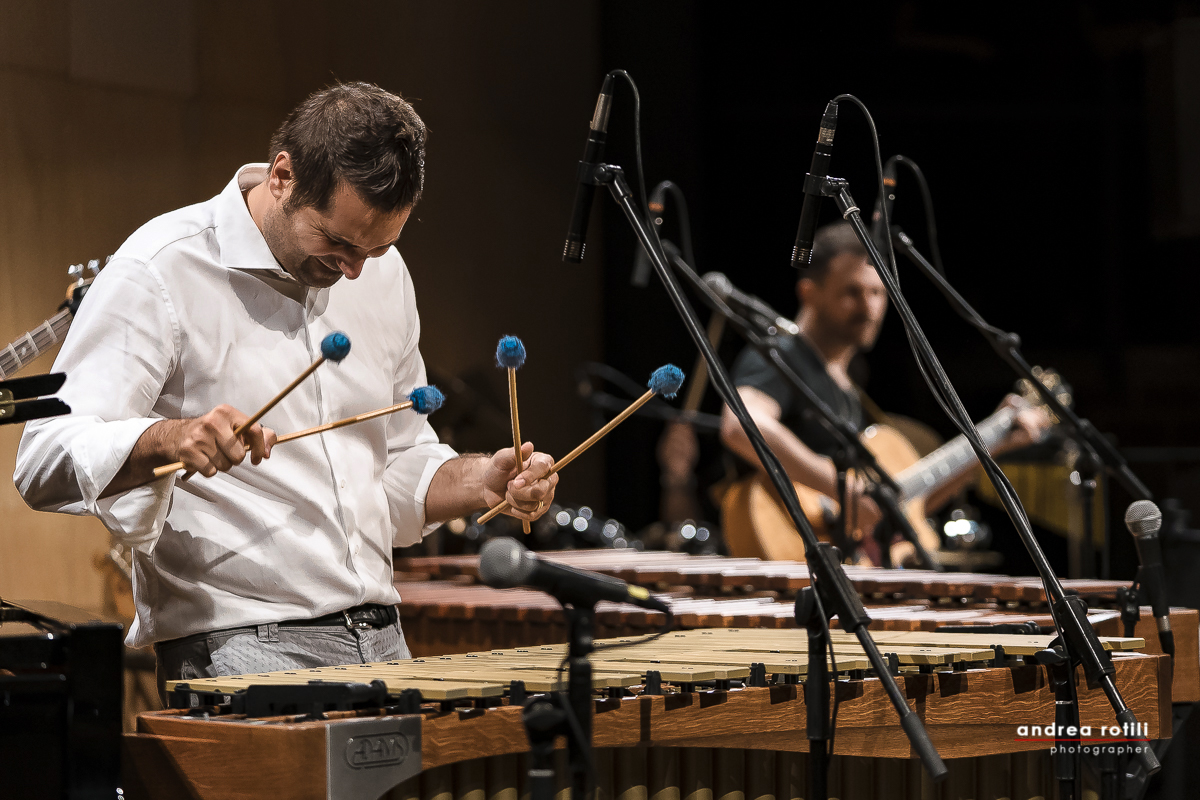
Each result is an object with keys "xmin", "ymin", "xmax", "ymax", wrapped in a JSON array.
[
  {"xmin": 1125, "ymin": 500, "xmax": 1175, "ymax": 658},
  {"xmin": 703, "ymin": 272, "xmax": 800, "ymax": 336},
  {"xmin": 479, "ymin": 537, "xmax": 669, "ymax": 613},
  {"xmin": 870, "ymin": 158, "xmax": 898, "ymax": 251},
  {"xmin": 563, "ymin": 74, "xmax": 616, "ymax": 263},
  {"xmin": 631, "ymin": 182, "xmax": 668, "ymax": 287},
  {"xmin": 791, "ymin": 100, "xmax": 839, "ymax": 268}
]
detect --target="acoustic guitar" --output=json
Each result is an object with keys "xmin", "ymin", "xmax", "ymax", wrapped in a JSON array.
[
  {"xmin": 0, "ymin": 259, "xmax": 102, "ymax": 379},
  {"xmin": 721, "ymin": 376, "xmax": 1062, "ymax": 565}
]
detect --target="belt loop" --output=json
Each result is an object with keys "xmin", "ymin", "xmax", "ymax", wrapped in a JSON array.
[{"xmin": 257, "ymin": 623, "xmax": 279, "ymax": 643}]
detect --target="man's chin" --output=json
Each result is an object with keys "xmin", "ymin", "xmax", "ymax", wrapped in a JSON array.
[{"xmin": 294, "ymin": 258, "xmax": 343, "ymax": 288}]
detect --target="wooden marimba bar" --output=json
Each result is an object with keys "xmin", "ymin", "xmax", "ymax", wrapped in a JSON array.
[
  {"xmin": 393, "ymin": 551, "xmax": 1199, "ymax": 704},
  {"xmin": 126, "ymin": 628, "xmax": 1170, "ymax": 800},
  {"xmin": 396, "ymin": 549, "xmax": 1134, "ymax": 607}
]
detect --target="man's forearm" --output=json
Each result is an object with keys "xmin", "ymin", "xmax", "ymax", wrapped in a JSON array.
[
  {"xmin": 721, "ymin": 409, "xmax": 838, "ymax": 497},
  {"xmin": 102, "ymin": 419, "xmax": 188, "ymax": 499},
  {"xmin": 424, "ymin": 454, "xmax": 491, "ymax": 524}
]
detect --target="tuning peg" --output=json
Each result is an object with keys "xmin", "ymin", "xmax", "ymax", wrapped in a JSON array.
[
  {"xmin": 67, "ymin": 263, "xmax": 84, "ymax": 278},
  {"xmin": 86, "ymin": 259, "xmax": 101, "ymax": 275}
]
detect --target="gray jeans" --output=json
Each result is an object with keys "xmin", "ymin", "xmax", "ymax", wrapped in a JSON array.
[{"xmin": 154, "ymin": 617, "xmax": 411, "ymax": 705}]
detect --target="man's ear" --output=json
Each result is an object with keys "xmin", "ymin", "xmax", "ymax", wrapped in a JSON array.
[{"xmin": 267, "ymin": 152, "xmax": 294, "ymax": 201}]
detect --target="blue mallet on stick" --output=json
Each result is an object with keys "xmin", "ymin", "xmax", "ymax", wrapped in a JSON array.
[
  {"xmin": 496, "ymin": 336, "xmax": 532, "ymax": 533},
  {"xmin": 154, "ymin": 332, "xmax": 352, "ymax": 478},
  {"xmin": 273, "ymin": 386, "xmax": 444, "ymax": 446},
  {"xmin": 477, "ymin": 364, "xmax": 684, "ymax": 523}
]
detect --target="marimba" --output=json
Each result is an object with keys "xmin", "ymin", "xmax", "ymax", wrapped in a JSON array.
[
  {"xmin": 125, "ymin": 628, "xmax": 1170, "ymax": 800},
  {"xmin": 396, "ymin": 550, "xmax": 1134, "ymax": 606},
  {"xmin": 392, "ymin": 551, "xmax": 1200, "ymax": 704}
]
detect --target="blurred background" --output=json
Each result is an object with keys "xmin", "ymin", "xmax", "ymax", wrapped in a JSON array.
[{"xmin": 3, "ymin": 1, "xmax": 1200, "ymax": 610}]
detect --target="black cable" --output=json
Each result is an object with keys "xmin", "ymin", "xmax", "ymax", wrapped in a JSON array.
[
  {"xmin": 834, "ymin": 95, "xmax": 898, "ymax": 285},
  {"xmin": 888, "ymin": 155, "xmax": 945, "ymax": 277},
  {"xmin": 607, "ymin": 70, "xmax": 654, "ymax": 255}
]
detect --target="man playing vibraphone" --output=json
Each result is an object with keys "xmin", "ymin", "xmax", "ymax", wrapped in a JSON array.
[{"xmin": 14, "ymin": 83, "xmax": 558, "ymax": 696}]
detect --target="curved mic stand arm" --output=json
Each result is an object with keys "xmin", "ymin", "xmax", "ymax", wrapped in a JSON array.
[
  {"xmin": 587, "ymin": 161, "xmax": 949, "ymax": 784},
  {"xmin": 890, "ymin": 228, "xmax": 1152, "ymax": 503},
  {"xmin": 662, "ymin": 247, "xmax": 936, "ymax": 572}
]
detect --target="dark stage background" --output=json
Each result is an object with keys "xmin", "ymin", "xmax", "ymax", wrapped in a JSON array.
[
  {"xmin": 596, "ymin": 2, "xmax": 1200, "ymax": 583},
  {"xmin": 3, "ymin": 1, "xmax": 1200, "ymax": 599}
]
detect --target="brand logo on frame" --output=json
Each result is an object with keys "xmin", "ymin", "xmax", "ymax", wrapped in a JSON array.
[{"xmin": 345, "ymin": 732, "xmax": 411, "ymax": 769}]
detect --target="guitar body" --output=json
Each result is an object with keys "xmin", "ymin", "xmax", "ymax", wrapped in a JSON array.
[{"xmin": 722, "ymin": 424, "xmax": 938, "ymax": 562}]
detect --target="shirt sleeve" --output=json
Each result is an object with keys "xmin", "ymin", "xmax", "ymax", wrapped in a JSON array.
[
  {"xmin": 14, "ymin": 257, "xmax": 180, "ymax": 549},
  {"xmin": 381, "ymin": 260, "xmax": 457, "ymax": 547},
  {"xmin": 730, "ymin": 343, "xmax": 794, "ymax": 412}
]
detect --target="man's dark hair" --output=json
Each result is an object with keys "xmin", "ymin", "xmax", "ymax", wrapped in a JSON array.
[
  {"xmin": 805, "ymin": 221, "xmax": 869, "ymax": 282},
  {"xmin": 268, "ymin": 82, "xmax": 426, "ymax": 214}
]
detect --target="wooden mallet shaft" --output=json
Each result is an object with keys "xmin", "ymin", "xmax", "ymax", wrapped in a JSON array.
[
  {"xmin": 151, "ymin": 358, "xmax": 327, "ymax": 479},
  {"xmin": 274, "ymin": 399, "xmax": 416, "ymax": 445},
  {"xmin": 477, "ymin": 387, "xmax": 657, "ymax": 524},
  {"xmin": 151, "ymin": 348, "xmax": 340, "ymax": 479},
  {"xmin": 507, "ymin": 367, "xmax": 531, "ymax": 534}
]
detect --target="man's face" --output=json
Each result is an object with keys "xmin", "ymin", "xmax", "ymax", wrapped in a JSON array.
[
  {"xmin": 261, "ymin": 165, "xmax": 410, "ymax": 288},
  {"xmin": 799, "ymin": 252, "xmax": 888, "ymax": 350}
]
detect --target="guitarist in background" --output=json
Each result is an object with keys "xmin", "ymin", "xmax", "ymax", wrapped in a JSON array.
[{"xmin": 719, "ymin": 221, "xmax": 1050, "ymax": 565}]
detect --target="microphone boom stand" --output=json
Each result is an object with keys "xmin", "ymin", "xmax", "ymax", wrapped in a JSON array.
[
  {"xmin": 889, "ymin": 228, "xmax": 1152, "ymax": 505},
  {"xmin": 583, "ymin": 160, "xmax": 950, "ymax": 792},
  {"xmin": 888, "ymin": 224, "xmax": 1169, "ymax": 793},
  {"xmin": 808, "ymin": 174, "xmax": 1159, "ymax": 785},
  {"xmin": 522, "ymin": 603, "xmax": 597, "ymax": 800}
]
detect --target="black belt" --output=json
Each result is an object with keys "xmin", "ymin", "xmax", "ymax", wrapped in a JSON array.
[{"xmin": 297, "ymin": 603, "xmax": 398, "ymax": 630}]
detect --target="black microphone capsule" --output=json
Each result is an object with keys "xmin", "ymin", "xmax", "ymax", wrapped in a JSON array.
[
  {"xmin": 564, "ymin": 74, "xmax": 616, "ymax": 263},
  {"xmin": 792, "ymin": 100, "xmax": 839, "ymax": 268}
]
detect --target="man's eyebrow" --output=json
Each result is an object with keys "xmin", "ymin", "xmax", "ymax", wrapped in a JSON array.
[{"xmin": 318, "ymin": 223, "xmax": 400, "ymax": 251}]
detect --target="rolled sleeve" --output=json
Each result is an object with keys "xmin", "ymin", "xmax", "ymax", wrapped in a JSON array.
[
  {"xmin": 14, "ymin": 258, "xmax": 179, "ymax": 548},
  {"xmin": 382, "ymin": 263, "xmax": 457, "ymax": 546}
]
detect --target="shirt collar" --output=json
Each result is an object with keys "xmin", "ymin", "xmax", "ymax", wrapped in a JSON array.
[{"xmin": 213, "ymin": 164, "xmax": 296, "ymax": 279}]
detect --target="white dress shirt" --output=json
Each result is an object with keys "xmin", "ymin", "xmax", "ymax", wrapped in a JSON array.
[{"xmin": 15, "ymin": 165, "xmax": 457, "ymax": 647}]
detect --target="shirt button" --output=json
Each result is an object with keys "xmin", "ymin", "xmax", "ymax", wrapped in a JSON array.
[{"xmin": 339, "ymin": 479, "xmax": 347, "ymax": 489}]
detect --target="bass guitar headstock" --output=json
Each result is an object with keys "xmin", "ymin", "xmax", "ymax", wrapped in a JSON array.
[
  {"xmin": 63, "ymin": 258, "xmax": 105, "ymax": 316},
  {"xmin": 1015, "ymin": 366, "xmax": 1073, "ymax": 424}
]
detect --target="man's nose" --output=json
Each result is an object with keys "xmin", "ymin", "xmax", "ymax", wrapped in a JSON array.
[{"xmin": 337, "ymin": 256, "xmax": 366, "ymax": 279}]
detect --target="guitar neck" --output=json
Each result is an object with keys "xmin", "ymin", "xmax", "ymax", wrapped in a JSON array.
[
  {"xmin": 894, "ymin": 408, "xmax": 1016, "ymax": 501},
  {"xmin": 0, "ymin": 308, "xmax": 73, "ymax": 380}
]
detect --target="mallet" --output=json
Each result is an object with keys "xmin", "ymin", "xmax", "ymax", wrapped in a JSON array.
[
  {"xmin": 152, "ymin": 331, "xmax": 352, "ymax": 479},
  {"xmin": 477, "ymin": 364, "xmax": 684, "ymax": 524},
  {"xmin": 273, "ymin": 386, "xmax": 445, "ymax": 446},
  {"xmin": 496, "ymin": 336, "xmax": 531, "ymax": 533}
]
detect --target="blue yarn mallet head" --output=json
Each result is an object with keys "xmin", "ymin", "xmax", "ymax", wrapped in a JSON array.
[
  {"xmin": 648, "ymin": 364, "xmax": 685, "ymax": 399},
  {"xmin": 495, "ymin": 336, "xmax": 527, "ymax": 369},
  {"xmin": 408, "ymin": 385, "xmax": 445, "ymax": 415},
  {"xmin": 320, "ymin": 331, "xmax": 352, "ymax": 362}
]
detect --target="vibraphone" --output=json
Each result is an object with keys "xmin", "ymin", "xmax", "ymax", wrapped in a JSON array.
[
  {"xmin": 392, "ymin": 550, "xmax": 1200, "ymax": 703},
  {"xmin": 126, "ymin": 628, "xmax": 1169, "ymax": 800}
]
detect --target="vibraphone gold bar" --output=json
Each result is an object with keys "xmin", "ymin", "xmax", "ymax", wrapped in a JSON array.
[{"xmin": 124, "ymin": 628, "xmax": 1168, "ymax": 800}]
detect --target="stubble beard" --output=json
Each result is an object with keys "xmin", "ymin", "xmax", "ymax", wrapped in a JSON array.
[{"xmin": 261, "ymin": 205, "xmax": 341, "ymax": 288}]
